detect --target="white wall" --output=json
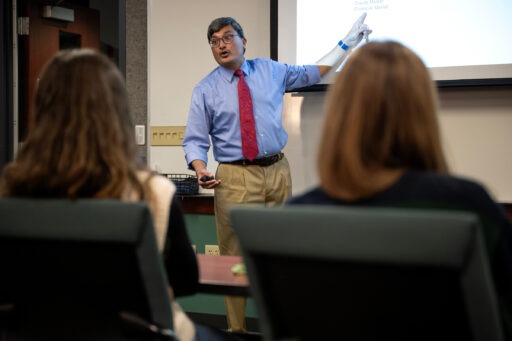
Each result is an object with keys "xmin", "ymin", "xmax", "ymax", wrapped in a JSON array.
[
  {"xmin": 148, "ymin": 0, "xmax": 512, "ymax": 202},
  {"xmin": 438, "ymin": 88, "xmax": 512, "ymax": 202},
  {"xmin": 283, "ymin": 89, "xmax": 512, "ymax": 202},
  {"xmin": 148, "ymin": 0, "xmax": 270, "ymax": 184}
]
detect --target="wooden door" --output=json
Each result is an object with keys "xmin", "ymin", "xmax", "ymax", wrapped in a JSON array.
[{"xmin": 17, "ymin": 0, "xmax": 100, "ymax": 140}]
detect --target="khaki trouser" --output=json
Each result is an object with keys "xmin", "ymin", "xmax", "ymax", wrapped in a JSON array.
[{"xmin": 214, "ymin": 156, "xmax": 292, "ymax": 332}]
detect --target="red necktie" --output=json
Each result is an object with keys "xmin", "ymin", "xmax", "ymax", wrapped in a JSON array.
[{"xmin": 235, "ymin": 69, "xmax": 259, "ymax": 161}]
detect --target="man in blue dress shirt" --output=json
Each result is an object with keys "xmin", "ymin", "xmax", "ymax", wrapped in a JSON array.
[{"xmin": 182, "ymin": 15, "xmax": 371, "ymax": 332}]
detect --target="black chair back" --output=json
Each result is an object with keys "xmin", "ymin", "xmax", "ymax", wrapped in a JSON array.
[
  {"xmin": 0, "ymin": 198, "xmax": 175, "ymax": 340},
  {"xmin": 230, "ymin": 205, "xmax": 504, "ymax": 341}
]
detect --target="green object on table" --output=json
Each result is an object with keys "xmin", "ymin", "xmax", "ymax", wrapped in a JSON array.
[{"xmin": 231, "ymin": 263, "xmax": 247, "ymax": 275}]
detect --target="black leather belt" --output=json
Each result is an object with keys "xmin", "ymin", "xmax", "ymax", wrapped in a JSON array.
[{"xmin": 221, "ymin": 152, "xmax": 284, "ymax": 167}]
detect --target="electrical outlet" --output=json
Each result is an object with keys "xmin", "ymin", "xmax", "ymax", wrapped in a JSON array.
[
  {"xmin": 205, "ymin": 244, "xmax": 220, "ymax": 256},
  {"xmin": 150, "ymin": 126, "xmax": 186, "ymax": 146}
]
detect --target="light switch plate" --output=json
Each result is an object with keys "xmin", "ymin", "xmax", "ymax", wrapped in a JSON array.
[{"xmin": 135, "ymin": 125, "xmax": 145, "ymax": 145}]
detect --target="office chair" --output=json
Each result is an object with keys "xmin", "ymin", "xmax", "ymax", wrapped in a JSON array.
[
  {"xmin": 0, "ymin": 198, "xmax": 176, "ymax": 341},
  {"xmin": 230, "ymin": 205, "xmax": 504, "ymax": 341}
]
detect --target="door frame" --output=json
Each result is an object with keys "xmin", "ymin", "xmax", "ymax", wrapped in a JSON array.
[
  {"xmin": 1, "ymin": 0, "xmax": 126, "ymax": 166},
  {"xmin": 0, "ymin": 0, "xmax": 14, "ymax": 168}
]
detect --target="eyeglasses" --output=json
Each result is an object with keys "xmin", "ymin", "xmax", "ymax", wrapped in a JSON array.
[{"xmin": 209, "ymin": 34, "xmax": 239, "ymax": 48}]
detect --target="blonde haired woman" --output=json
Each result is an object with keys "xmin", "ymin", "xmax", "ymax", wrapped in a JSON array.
[{"xmin": 288, "ymin": 41, "xmax": 512, "ymax": 339}]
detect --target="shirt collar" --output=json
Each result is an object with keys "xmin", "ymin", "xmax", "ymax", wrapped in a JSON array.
[{"xmin": 219, "ymin": 61, "xmax": 249, "ymax": 83}]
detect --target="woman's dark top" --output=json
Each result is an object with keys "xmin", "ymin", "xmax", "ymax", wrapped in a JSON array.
[
  {"xmin": 287, "ymin": 171, "xmax": 512, "ymax": 338},
  {"xmin": 163, "ymin": 194, "xmax": 199, "ymax": 297}
]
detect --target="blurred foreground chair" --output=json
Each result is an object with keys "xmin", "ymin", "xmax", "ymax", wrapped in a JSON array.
[
  {"xmin": 230, "ymin": 205, "xmax": 504, "ymax": 341},
  {"xmin": 0, "ymin": 198, "xmax": 176, "ymax": 340}
]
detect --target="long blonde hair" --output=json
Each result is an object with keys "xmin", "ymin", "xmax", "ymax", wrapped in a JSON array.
[
  {"xmin": 0, "ymin": 49, "xmax": 150, "ymax": 199},
  {"xmin": 318, "ymin": 41, "xmax": 448, "ymax": 201}
]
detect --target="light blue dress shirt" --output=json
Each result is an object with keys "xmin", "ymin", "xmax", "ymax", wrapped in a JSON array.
[{"xmin": 183, "ymin": 58, "xmax": 321, "ymax": 166}]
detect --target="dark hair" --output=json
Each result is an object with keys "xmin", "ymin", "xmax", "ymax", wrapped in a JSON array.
[{"xmin": 207, "ymin": 17, "xmax": 245, "ymax": 42}]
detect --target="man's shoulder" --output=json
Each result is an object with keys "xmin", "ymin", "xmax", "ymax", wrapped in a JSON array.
[
  {"xmin": 192, "ymin": 68, "xmax": 223, "ymax": 95},
  {"xmin": 245, "ymin": 58, "xmax": 288, "ymax": 78},
  {"xmin": 196, "ymin": 67, "xmax": 222, "ymax": 86},
  {"xmin": 247, "ymin": 57, "xmax": 278, "ymax": 65},
  {"xmin": 246, "ymin": 58, "xmax": 282, "ymax": 70}
]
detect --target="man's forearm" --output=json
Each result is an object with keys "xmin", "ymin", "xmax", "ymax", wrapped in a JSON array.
[{"xmin": 191, "ymin": 160, "xmax": 207, "ymax": 174}]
